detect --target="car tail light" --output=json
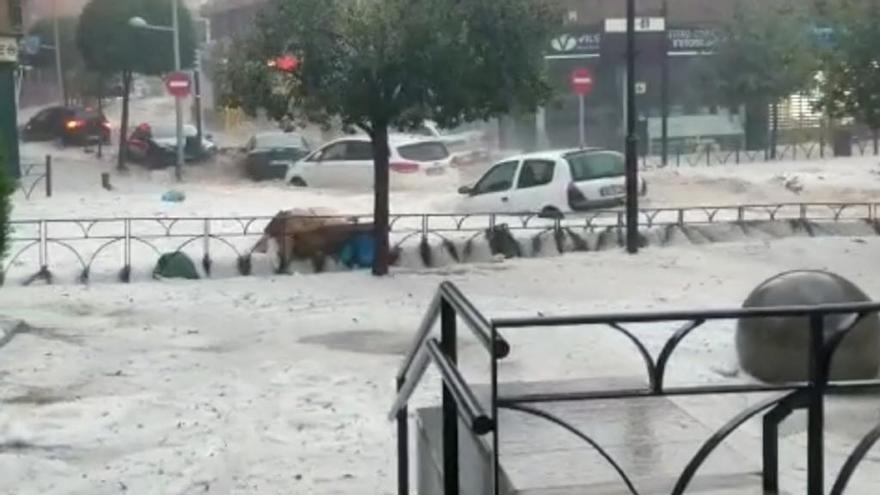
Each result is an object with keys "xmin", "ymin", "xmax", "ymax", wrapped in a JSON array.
[
  {"xmin": 390, "ymin": 161, "xmax": 420, "ymax": 174},
  {"xmin": 65, "ymin": 119, "xmax": 85, "ymax": 130},
  {"xmin": 567, "ymin": 182, "xmax": 587, "ymax": 205}
]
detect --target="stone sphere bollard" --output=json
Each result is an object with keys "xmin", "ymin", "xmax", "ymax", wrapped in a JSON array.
[{"xmin": 736, "ymin": 270, "xmax": 880, "ymax": 383}]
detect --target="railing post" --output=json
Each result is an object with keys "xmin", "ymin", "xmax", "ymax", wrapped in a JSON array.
[
  {"xmin": 807, "ymin": 313, "xmax": 826, "ymax": 495},
  {"xmin": 441, "ymin": 299, "xmax": 459, "ymax": 495},
  {"xmin": 44, "ymin": 155, "xmax": 52, "ymax": 198},
  {"xmin": 396, "ymin": 375, "xmax": 410, "ymax": 495},
  {"xmin": 763, "ymin": 413, "xmax": 779, "ymax": 493}
]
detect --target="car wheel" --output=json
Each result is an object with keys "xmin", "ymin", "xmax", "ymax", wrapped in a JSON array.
[
  {"xmin": 539, "ymin": 206, "xmax": 564, "ymax": 220},
  {"xmin": 289, "ymin": 177, "xmax": 308, "ymax": 187}
]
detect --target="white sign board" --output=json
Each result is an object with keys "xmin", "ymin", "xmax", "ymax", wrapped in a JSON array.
[
  {"xmin": 0, "ymin": 37, "xmax": 19, "ymax": 63},
  {"xmin": 635, "ymin": 82, "xmax": 647, "ymax": 95},
  {"xmin": 605, "ymin": 17, "xmax": 666, "ymax": 33}
]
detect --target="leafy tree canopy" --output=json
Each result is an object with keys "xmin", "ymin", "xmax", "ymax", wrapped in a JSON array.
[
  {"xmin": 77, "ymin": 0, "xmax": 196, "ymax": 76},
  {"xmin": 222, "ymin": 0, "xmax": 559, "ymax": 134},
  {"xmin": 708, "ymin": 0, "xmax": 817, "ymax": 109},
  {"xmin": 817, "ymin": 0, "xmax": 880, "ymax": 130}
]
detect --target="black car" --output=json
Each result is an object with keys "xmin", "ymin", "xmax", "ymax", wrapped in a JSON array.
[
  {"xmin": 126, "ymin": 123, "xmax": 217, "ymax": 169},
  {"xmin": 242, "ymin": 131, "xmax": 311, "ymax": 181},
  {"xmin": 21, "ymin": 105, "xmax": 111, "ymax": 146}
]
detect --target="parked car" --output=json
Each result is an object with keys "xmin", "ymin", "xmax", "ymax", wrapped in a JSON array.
[
  {"xmin": 284, "ymin": 135, "xmax": 454, "ymax": 189},
  {"xmin": 21, "ymin": 105, "xmax": 111, "ymax": 146},
  {"xmin": 242, "ymin": 131, "xmax": 311, "ymax": 181},
  {"xmin": 457, "ymin": 148, "xmax": 647, "ymax": 217},
  {"xmin": 126, "ymin": 123, "xmax": 217, "ymax": 168}
]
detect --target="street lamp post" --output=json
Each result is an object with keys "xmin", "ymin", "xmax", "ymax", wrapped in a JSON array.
[
  {"xmin": 624, "ymin": 0, "xmax": 639, "ymax": 254},
  {"xmin": 129, "ymin": 0, "xmax": 184, "ymax": 181}
]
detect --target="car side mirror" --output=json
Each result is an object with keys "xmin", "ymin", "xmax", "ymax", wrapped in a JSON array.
[{"xmin": 458, "ymin": 185, "xmax": 472, "ymax": 195}]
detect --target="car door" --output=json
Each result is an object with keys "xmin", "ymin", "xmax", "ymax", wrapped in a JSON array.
[
  {"xmin": 462, "ymin": 160, "xmax": 519, "ymax": 213},
  {"xmin": 25, "ymin": 108, "xmax": 55, "ymax": 140},
  {"xmin": 303, "ymin": 141, "xmax": 351, "ymax": 187},
  {"xmin": 342, "ymin": 140, "xmax": 376, "ymax": 188},
  {"xmin": 509, "ymin": 159, "xmax": 558, "ymax": 213}
]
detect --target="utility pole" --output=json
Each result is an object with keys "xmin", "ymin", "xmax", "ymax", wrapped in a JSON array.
[
  {"xmin": 52, "ymin": 0, "xmax": 65, "ymax": 105},
  {"xmin": 193, "ymin": 49, "xmax": 203, "ymax": 144},
  {"xmin": 624, "ymin": 0, "xmax": 639, "ymax": 253},
  {"xmin": 172, "ymin": 0, "xmax": 183, "ymax": 182},
  {"xmin": 660, "ymin": 0, "xmax": 669, "ymax": 167}
]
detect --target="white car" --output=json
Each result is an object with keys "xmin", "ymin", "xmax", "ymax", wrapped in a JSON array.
[
  {"xmin": 284, "ymin": 134, "xmax": 454, "ymax": 189},
  {"xmin": 457, "ymin": 148, "xmax": 647, "ymax": 217}
]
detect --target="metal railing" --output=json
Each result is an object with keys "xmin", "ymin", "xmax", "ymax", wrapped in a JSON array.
[
  {"xmin": 641, "ymin": 139, "xmax": 878, "ymax": 170},
  {"xmin": 18, "ymin": 155, "xmax": 53, "ymax": 200},
  {"xmin": 389, "ymin": 282, "xmax": 880, "ymax": 495},
  {"xmin": 4, "ymin": 201, "xmax": 880, "ymax": 284}
]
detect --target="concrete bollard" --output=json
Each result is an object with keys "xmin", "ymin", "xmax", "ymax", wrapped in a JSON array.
[{"xmin": 736, "ymin": 270, "xmax": 880, "ymax": 383}]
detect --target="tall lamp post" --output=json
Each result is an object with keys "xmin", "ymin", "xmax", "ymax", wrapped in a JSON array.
[
  {"xmin": 129, "ymin": 0, "xmax": 184, "ymax": 181},
  {"xmin": 624, "ymin": 0, "xmax": 639, "ymax": 253}
]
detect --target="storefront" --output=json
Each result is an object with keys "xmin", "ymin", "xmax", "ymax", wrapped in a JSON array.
[{"xmin": 543, "ymin": 18, "xmax": 747, "ymax": 153}]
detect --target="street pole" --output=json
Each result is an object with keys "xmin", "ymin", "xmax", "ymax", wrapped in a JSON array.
[
  {"xmin": 660, "ymin": 0, "xmax": 669, "ymax": 167},
  {"xmin": 52, "ymin": 0, "xmax": 66, "ymax": 105},
  {"xmin": 578, "ymin": 94, "xmax": 585, "ymax": 148},
  {"xmin": 172, "ymin": 0, "xmax": 184, "ymax": 182},
  {"xmin": 194, "ymin": 50, "xmax": 203, "ymax": 144},
  {"xmin": 624, "ymin": 0, "xmax": 639, "ymax": 254}
]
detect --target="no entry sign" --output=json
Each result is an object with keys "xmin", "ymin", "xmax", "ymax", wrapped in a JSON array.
[
  {"xmin": 570, "ymin": 68, "xmax": 594, "ymax": 96},
  {"xmin": 165, "ymin": 72, "xmax": 191, "ymax": 97}
]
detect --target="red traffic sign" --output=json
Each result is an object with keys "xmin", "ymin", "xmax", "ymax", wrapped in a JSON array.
[
  {"xmin": 570, "ymin": 68, "xmax": 594, "ymax": 96},
  {"xmin": 164, "ymin": 71, "xmax": 191, "ymax": 97}
]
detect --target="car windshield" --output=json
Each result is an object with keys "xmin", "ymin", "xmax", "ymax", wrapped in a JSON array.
[
  {"xmin": 566, "ymin": 152, "xmax": 625, "ymax": 181},
  {"xmin": 256, "ymin": 133, "xmax": 307, "ymax": 150},
  {"xmin": 397, "ymin": 141, "xmax": 449, "ymax": 161}
]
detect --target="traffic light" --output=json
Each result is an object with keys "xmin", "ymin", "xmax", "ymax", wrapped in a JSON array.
[{"xmin": 267, "ymin": 54, "xmax": 299, "ymax": 72}]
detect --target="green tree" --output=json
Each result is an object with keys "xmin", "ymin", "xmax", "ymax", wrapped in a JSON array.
[
  {"xmin": 817, "ymin": 0, "xmax": 880, "ymax": 154},
  {"xmin": 222, "ymin": 0, "xmax": 560, "ymax": 275},
  {"xmin": 708, "ymin": 0, "xmax": 817, "ymax": 156},
  {"xmin": 77, "ymin": 0, "xmax": 197, "ymax": 170},
  {"xmin": 23, "ymin": 16, "xmax": 104, "ymax": 104}
]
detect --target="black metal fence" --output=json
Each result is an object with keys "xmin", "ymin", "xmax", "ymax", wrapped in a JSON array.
[
  {"xmin": 5, "ymin": 201, "xmax": 880, "ymax": 284},
  {"xmin": 641, "ymin": 139, "xmax": 879, "ymax": 170},
  {"xmin": 390, "ymin": 282, "xmax": 880, "ymax": 495},
  {"xmin": 17, "ymin": 155, "xmax": 53, "ymax": 200}
]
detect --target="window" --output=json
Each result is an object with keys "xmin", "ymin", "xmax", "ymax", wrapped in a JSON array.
[
  {"xmin": 321, "ymin": 142, "xmax": 349, "ymax": 161},
  {"xmin": 566, "ymin": 152, "xmax": 624, "ymax": 181},
  {"xmin": 473, "ymin": 161, "xmax": 518, "ymax": 195},
  {"xmin": 31, "ymin": 109, "xmax": 54, "ymax": 125},
  {"xmin": 517, "ymin": 159, "xmax": 555, "ymax": 189},
  {"xmin": 398, "ymin": 142, "xmax": 449, "ymax": 161},
  {"xmin": 345, "ymin": 141, "xmax": 374, "ymax": 160}
]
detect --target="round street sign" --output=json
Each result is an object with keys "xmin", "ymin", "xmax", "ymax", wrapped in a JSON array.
[
  {"xmin": 164, "ymin": 71, "xmax": 191, "ymax": 97},
  {"xmin": 570, "ymin": 68, "xmax": 594, "ymax": 96}
]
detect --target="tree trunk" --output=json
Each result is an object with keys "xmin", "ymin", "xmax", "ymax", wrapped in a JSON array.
[
  {"xmin": 769, "ymin": 102, "xmax": 779, "ymax": 160},
  {"xmin": 116, "ymin": 70, "xmax": 132, "ymax": 171},
  {"xmin": 97, "ymin": 73, "xmax": 104, "ymax": 159},
  {"xmin": 873, "ymin": 128, "xmax": 878, "ymax": 156},
  {"xmin": 370, "ymin": 122, "xmax": 391, "ymax": 276}
]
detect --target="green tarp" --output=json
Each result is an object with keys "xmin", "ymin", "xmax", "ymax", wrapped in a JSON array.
[{"xmin": 153, "ymin": 252, "xmax": 200, "ymax": 280}]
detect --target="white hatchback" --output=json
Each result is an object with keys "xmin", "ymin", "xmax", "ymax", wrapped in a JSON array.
[
  {"xmin": 284, "ymin": 134, "xmax": 453, "ymax": 189},
  {"xmin": 457, "ymin": 148, "xmax": 647, "ymax": 217}
]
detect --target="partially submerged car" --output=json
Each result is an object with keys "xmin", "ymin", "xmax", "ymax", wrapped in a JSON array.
[
  {"xmin": 242, "ymin": 131, "xmax": 311, "ymax": 181},
  {"xmin": 283, "ymin": 134, "xmax": 454, "ymax": 189},
  {"xmin": 126, "ymin": 123, "xmax": 217, "ymax": 168},
  {"xmin": 458, "ymin": 148, "xmax": 647, "ymax": 217}
]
